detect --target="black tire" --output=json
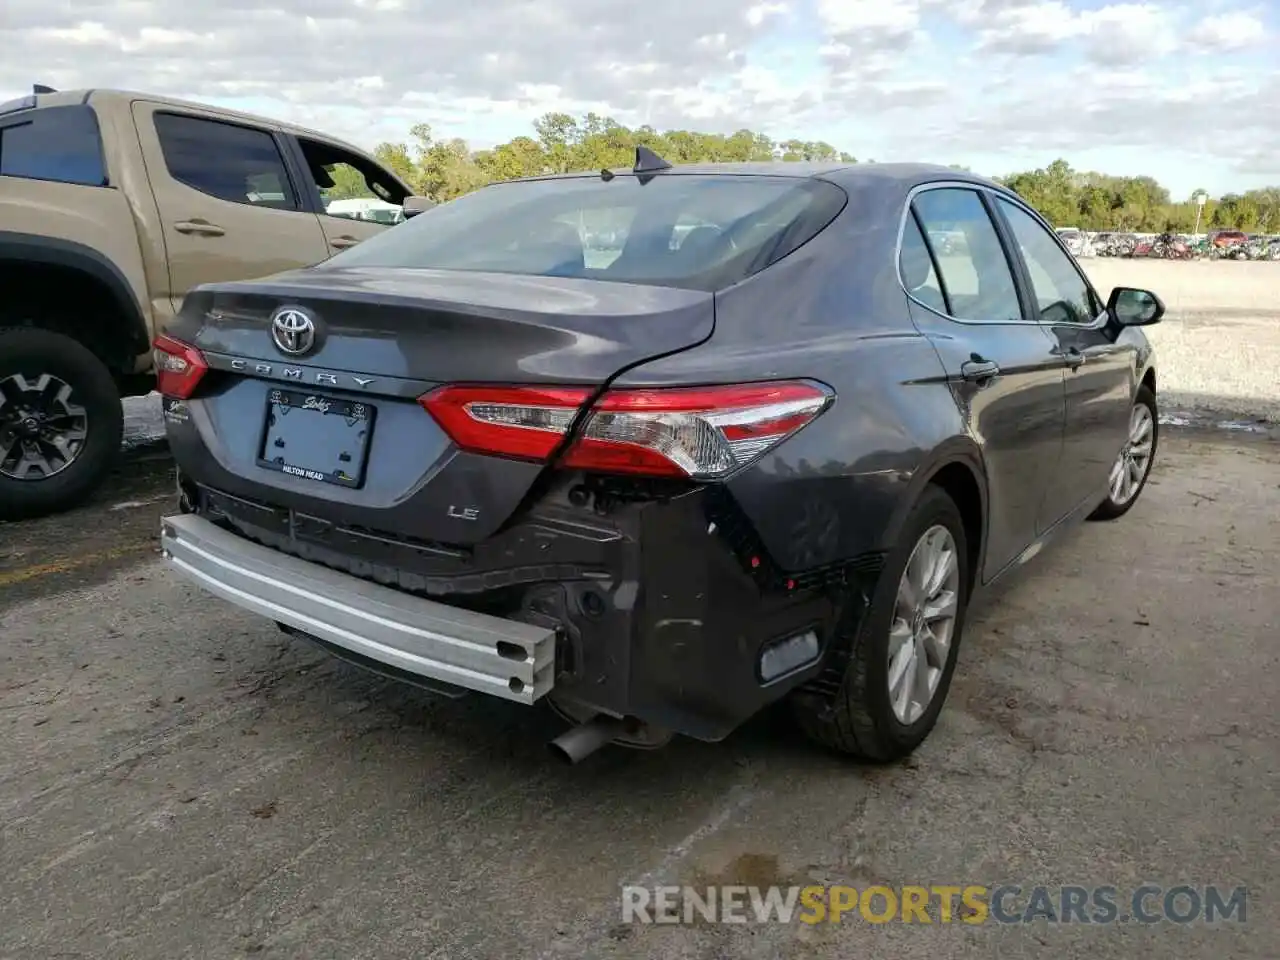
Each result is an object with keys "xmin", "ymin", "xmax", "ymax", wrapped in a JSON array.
[
  {"xmin": 1088, "ymin": 384, "xmax": 1158, "ymax": 522},
  {"xmin": 0, "ymin": 327, "xmax": 123, "ymax": 521},
  {"xmin": 792, "ymin": 485, "xmax": 971, "ymax": 762}
]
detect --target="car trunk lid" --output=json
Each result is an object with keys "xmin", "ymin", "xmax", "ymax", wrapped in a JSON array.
[
  {"xmin": 164, "ymin": 267, "xmax": 714, "ymax": 545},
  {"xmin": 175, "ymin": 266, "xmax": 714, "ymax": 385}
]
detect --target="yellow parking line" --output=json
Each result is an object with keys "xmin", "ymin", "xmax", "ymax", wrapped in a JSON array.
[{"xmin": 0, "ymin": 543, "xmax": 155, "ymax": 588}]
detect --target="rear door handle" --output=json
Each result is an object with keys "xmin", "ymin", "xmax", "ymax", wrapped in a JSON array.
[
  {"xmin": 1064, "ymin": 347, "xmax": 1086, "ymax": 369},
  {"xmin": 330, "ymin": 236, "xmax": 360, "ymax": 249},
  {"xmin": 960, "ymin": 359, "xmax": 1001, "ymax": 382},
  {"xmin": 174, "ymin": 220, "xmax": 225, "ymax": 237}
]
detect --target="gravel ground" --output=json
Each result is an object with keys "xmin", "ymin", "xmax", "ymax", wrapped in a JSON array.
[
  {"xmin": 1081, "ymin": 260, "xmax": 1280, "ymax": 425},
  {"xmin": 1, "ymin": 433, "xmax": 1275, "ymax": 959},
  {"xmin": 1081, "ymin": 259, "xmax": 1278, "ymax": 316}
]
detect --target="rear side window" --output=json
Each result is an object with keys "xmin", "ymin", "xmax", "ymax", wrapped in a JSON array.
[
  {"xmin": 899, "ymin": 215, "xmax": 948, "ymax": 315},
  {"xmin": 0, "ymin": 105, "xmax": 107, "ymax": 187},
  {"xmin": 912, "ymin": 188, "xmax": 1022, "ymax": 324},
  {"xmin": 322, "ymin": 174, "xmax": 847, "ymax": 292},
  {"xmin": 154, "ymin": 113, "xmax": 299, "ymax": 210}
]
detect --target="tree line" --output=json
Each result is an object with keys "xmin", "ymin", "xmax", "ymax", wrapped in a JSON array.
[
  {"xmin": 330, "ymin": 112, "xmax": 1278, "ymax": 233},
  {"xmin": 999, "ymin": 159, "xmax": 1277, "ymax": 234}
]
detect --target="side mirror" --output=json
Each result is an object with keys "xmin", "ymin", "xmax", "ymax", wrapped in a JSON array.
[
  {"xmin": 1107, "ymin": 286, "xmax": 1164, "ymax": 326},
  {"xmin": 401, "ymin": 195, "xmax": 435, "ymax": 219}
]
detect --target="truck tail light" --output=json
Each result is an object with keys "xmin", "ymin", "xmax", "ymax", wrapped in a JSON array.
[
  {"xmin": 153, "ymin": 335, "xmax": 208, "ymax": 399},
  {"xmin": 420, "ymin": 381, "xmax": 833, "ymax": 479}
]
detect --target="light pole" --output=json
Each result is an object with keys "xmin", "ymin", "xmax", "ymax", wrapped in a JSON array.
[{"xmin": 1193, "ymin": 192, "xmax": 1207, "ymax": 237}]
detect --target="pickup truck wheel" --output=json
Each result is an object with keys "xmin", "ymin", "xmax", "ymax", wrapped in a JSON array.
[
  {"xmin": 0, "ymin": 327, "xmax": 123, "ymax": 520},
  {"xmin": 791, "ymin": 485, "xmax": 970, "ymax": 762}
]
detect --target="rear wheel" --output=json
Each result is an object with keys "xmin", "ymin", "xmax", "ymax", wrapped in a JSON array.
[
  {"xmin": 1088, "ymin": 384, "xmax": 1157, "ymax": 521},
  {"xmin": 0, "ymin": 327, "xmax": 123, "ymax": 520},
  {"xmin": 792, "ymin": 485, "xmax": 970, "ymax": 762}
]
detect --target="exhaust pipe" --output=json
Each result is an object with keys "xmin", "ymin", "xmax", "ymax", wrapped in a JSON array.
[{"xmin": 548, "ymin": 714, "xmax": 629, "ymax": 764}]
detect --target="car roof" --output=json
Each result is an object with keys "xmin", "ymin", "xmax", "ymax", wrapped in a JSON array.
[
  {"xmin": 15, "ymin": 87, "xmax": 354, "ymax": 145},
  {"xmin": 508, "ymin": 161, "xmax": 1008, "ymax": 193}
]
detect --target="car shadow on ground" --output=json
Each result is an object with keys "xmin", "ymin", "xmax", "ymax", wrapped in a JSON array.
[{"xmin": 261, "ymin": 637, "xmax": 853, "ymax": 778}]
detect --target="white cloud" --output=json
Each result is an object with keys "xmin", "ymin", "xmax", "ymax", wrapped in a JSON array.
[
  {"xmin": 1078, "ymin": 4, "xmax": 1179, "ymax": 60},
  {"xmin": 976, "ymin": 1, "xmax": 1083, "ymax": 52},
  {"xmin": 817, "ymin": 0, "xmax": 921, "ymax": 37},
  {"xmin": 745, "ymin": 2, "xmax": 788, "ymax": 27},
  {"xmin": 1192, "ymin": 11, "xmax": 1268, "ymax": 51},
  {"xmin": 973, "ymin": 1, "xmax": 1177, "ymax": 59},
  {"xmin": 0, "ymin": 0, "xmax": 1275, "ymax": 192}
]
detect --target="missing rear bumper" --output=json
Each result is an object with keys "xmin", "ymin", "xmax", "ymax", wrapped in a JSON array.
[
  {"xmin": 164, "ymin": 476, "xmax": 850, "ymax": 741},
  {"xmin": 160, "ymin": 513, "xmax": 557, "ymax": 704}
]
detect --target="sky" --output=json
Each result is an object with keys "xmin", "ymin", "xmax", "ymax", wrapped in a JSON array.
[{"xmin": 1, "ymin": 0, "xmax": 1276, "ymax": 199}]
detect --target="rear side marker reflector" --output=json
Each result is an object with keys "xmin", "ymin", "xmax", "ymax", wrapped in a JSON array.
[
  {"xmin": 420, "ymin": 381, "xmax": 833, "ymax": 479},
  {"xmin": 154, "ymin": 334, "xmax": 209, "ymax": 400}
]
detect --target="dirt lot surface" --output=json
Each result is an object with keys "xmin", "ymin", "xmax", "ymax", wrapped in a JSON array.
[
  {"xmin": 1, "ymin": 431, "xmax": 1276, "ymax": 959},
  {"xmin": 1081, "ymin": 259, "xmax": 1278, "ymax": 316},
  {"xmin": 1081, "ymin": 259, "xmax": 1280, "ymax": 426}
]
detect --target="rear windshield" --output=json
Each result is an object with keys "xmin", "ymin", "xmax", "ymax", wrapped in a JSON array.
[{"xmin": 321, "ymin": 174, "xmax": 847, "ymax": 291}]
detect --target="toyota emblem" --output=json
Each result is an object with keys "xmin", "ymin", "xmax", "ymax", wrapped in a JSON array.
[{"xmin": 270, "ymin": 307, "xmax": 316, "ymax": 356}]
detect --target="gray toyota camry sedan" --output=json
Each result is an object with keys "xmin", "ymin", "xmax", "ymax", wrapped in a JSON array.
[{"xmin": 155, "ymin": 152, "xmax": 1163, "ymax": 764}]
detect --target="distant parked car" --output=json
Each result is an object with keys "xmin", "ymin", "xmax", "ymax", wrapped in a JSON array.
[
  {"xmin": 156, "ymin": 157, "xmax": 1165, "ymax": 765},
  {"xmin": 1093, "ymin": 232, "xmax": 1137, "ymax": 258},
  {"xmin": 927, "ymin": 229, "xmax": 965, "ymax": 254},
  {"xmin": 325, "ymin": 198, "xmax": 406, "ymax": 225},
  {"xmin": 1055, "ymin": 227, "xmax": 1091, "ymax": 257}
]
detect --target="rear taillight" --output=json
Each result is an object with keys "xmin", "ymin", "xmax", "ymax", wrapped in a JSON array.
[
  {"xmin": 153, "ymin": 334, "xmax": 208, "ymax": 399},
  {"xmin": 420, "ymin": 381, "xmax": 833, "ymax": 479}
]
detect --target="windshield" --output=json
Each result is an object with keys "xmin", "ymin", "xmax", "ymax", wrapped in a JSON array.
[{"xmin": 320, "ymin": 174, "xmax": 846, "ymax": 291}]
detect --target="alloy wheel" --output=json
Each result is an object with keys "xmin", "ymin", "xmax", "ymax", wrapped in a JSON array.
[
  {"xmin": 1108, "ymin": 402, "xmax": 1154, "ymax": 506},
  {"xmin": 0, "ymin": 372, "xmax": 90, "ymax": 481},
  {"xmin": 888, "ymin": 524, "xmax": 961, "ymax": 725}
]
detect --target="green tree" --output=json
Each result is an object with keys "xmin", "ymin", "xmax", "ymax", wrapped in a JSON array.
[
  {"xmin": 533, "ymin": 112, "xmax": 581, "ymax": 174},
  {"xmin": 1212, "ymin": 194, "xmax": 1261, "ymax": 230},
  {"xmin": 355, "ymin": 117, "xmax": 1276, "ymax": 232},
  {"xmin": 372, "ymin": 142, "xmax": 419, "ymax": 188},
  {"xmin": 323, "ymin": 164, "xmax": 371, "ymax": 201},
  {"xmin": 475, "ymin": 135, "xmax": 547, "ymax": 181}
]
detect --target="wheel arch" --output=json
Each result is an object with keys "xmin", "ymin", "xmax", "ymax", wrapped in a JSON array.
[
  {"xmin": 0, "ymin": 232, "xmax": 151, "ymax": 373},
  {"xmin": 1140, "ymin": 364, "xmax": 1156, "ymax": 395},
  {"xmin": 880, "ymin": 438, "xmax": 988, "ymax": 592}
]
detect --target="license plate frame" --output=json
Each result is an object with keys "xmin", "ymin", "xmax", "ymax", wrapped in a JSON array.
[{"xmin": 256, "ymin": 387, "xmax": 376, "ymax": 489}]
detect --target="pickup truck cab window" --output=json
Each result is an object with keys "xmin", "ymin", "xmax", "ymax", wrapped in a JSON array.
[
  {"xmin": 153, "ymin": 113, "xmax": 299, "ymax": 211},
  {"xmin": 296, "ymin": 137, "xmax": 410, "ymax": 212},
  {"xmin": 0, "ymin": 105, "xmax": 106, "ymax": 187}
]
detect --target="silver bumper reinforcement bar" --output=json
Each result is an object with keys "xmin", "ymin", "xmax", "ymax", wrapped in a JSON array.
[{"xmin": 160, "ymin": 513, "xmax": 556, "ymax": 703}]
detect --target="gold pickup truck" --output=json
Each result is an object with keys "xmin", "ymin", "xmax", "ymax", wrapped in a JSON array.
[{"xmin": 0, "ymin": 86, "xmax": 424, "ymax": 519}]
